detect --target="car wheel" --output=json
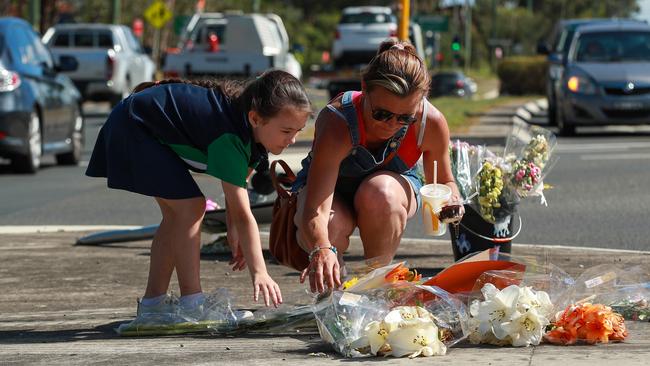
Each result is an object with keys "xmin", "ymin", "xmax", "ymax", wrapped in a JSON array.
[
  {"xmin": 56, "ymin": 105, "xmax": 84, "ymax": 165},
  {"xmin": 547, "ymin": 97, "xmax": 557, "ymax": 126},
  {"xmin": 556, "ymin": 104, "xmax": 576, "ymax": 136},
  {"xmin": 11, "ymin": 111, "xmax": 42, "ymax": 174}
]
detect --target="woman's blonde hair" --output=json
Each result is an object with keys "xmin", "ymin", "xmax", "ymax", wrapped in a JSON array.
[{"xmin": 362, "ymin": 39, "xmax": 430, "ymax": 97}]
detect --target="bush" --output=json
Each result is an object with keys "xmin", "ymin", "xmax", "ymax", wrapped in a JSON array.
[{"xmin": 497, "ymin": 56, "xmax": 548, "ymax": 95}]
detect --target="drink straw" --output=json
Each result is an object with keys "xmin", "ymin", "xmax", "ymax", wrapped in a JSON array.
[{"xmin": 433, "ymin": 160, "xmax": 437, "ymax": 186}]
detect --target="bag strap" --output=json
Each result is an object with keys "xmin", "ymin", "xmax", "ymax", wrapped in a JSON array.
[{"xmin": 270, "ymin": 160, "xmax": 296, "ymax": 199}]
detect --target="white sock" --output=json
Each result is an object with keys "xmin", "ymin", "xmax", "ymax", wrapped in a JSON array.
[
  {"xmin": 140, "ymin": 294, "xmax": 167, "ymax": 307},
  {"xmin": 180, "ymin": 292, "xmax": 205, "ymax": 308}
]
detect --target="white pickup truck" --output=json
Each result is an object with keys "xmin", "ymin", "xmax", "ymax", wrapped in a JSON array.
[
  {"xmin": 42, "ymin": 23, "xmax": 156, "ymax": 104},
  {"xmin": 163, "ymin": 12, "xmax": 301, "ymax": 80}
]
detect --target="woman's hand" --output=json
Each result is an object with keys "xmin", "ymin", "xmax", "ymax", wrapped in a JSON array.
[
  {"xmin": 252, "ymin": 272, "xmax": 283, "ymax": 307},
  {"xmin": 226, "ymin": 228, "xmax": 246, "ymax": 271},
  {"xmin": 300, "ymin": 247, "xmax": 341, "ymax": 293}
]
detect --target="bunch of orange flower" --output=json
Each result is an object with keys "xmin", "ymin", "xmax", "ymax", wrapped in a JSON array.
[
  {"xmin": 385, "ymin": 263, "xmax": 422, "ymax": 283},
  {"xmin": 545, "ymin": 303, "xmax": 628, "ymax": 345}
]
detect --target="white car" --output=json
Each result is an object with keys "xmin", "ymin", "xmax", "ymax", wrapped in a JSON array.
[
  {"xmin": 163, "ymin": 12, "xmax": 301, "ymax": 80},
  {"xmin": 42, "ymin": 24, "xmax": 156, "ymax": 104},
  {"xmin": 332, "ymin": 6, "xmax": 397, "ymax": 67}
]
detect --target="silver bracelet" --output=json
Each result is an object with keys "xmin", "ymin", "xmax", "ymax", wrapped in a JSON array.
[{"xmin": 308, "ymin": 245, "xmax": 338, "ymax": 262}]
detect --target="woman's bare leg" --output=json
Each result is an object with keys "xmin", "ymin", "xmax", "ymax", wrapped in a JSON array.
[{"xmin": 354, "ymin": 171, "xmax": 417, "ymax": 260}]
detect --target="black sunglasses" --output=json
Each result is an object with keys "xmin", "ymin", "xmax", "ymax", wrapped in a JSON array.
[{"xmin": 366, "ymin": 95, "xmax": 419, "ymax": 126}]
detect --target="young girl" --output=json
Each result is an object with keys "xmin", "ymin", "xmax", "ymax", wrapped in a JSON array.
[{"xmin": 86, "ymin": 70, "xmax": 312, "ymax": 316}]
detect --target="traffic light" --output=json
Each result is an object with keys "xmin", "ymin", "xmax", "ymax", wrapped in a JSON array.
[{"xmin": 451, "ymin": 35, "xmax": 461, "ymax": 52}]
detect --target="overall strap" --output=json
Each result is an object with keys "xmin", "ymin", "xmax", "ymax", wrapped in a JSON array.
[
  {"xmin": 340, "ymin": 91, "xmax": 360, "ymax": 146},
  {"xmin": 417, "ymin": 98, "xmax": 428, "ymax": 147}
]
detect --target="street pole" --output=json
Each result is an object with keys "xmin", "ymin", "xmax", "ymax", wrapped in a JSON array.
[
  {"xmin": 490, "ymin": 0, "xmax": 497, "ymax": 70},
  {"xmin": 111, "ymin": 0, "xmax": 121, "ymax": 24},
  {"xmin": 398, "ymin": 0, "xmax": 410, "ymax": 41},
  {"xmin": 464, "ymin": 0, "xmax": 471, "ymax": 73},
  {"xmin": 29, "ymin": 0, "xmax": 41, "ymax": 31}
]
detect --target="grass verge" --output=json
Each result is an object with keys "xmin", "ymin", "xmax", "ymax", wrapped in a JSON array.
[{"xmin": 432, "ymin": 95, "xmax": 539, "ymax": 133}]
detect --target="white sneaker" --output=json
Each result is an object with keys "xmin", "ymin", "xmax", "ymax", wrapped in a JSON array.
[{"xmin": 136, "ymin": 294, "xmax": 179, "ymax": 316}]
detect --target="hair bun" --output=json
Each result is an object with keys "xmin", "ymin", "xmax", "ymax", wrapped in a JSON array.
[{"xmin": 377, "ymin": 39, "xmax": 417, "ymax": 56}]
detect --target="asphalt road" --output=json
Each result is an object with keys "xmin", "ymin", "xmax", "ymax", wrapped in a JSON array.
[
  {"xmin": 1, "ymin": 101, "xmax": 649, "ymax": 251},
  {"xmin": 405, "ymin": 125, "xmax": 650, "ymax": 251}
]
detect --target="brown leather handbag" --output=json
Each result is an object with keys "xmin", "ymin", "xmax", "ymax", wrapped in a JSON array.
[{"xmin": 268, "ymin": 160, "xmax": 310, "ymax": 271}]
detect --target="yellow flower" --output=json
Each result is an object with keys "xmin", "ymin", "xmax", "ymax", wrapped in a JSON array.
[{"xmin": 341, "ymin": 277, "xmax": 359, "ymax": 290}]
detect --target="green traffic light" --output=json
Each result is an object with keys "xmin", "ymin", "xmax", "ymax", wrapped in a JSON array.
[{"xmin": 452, "ymin": 42, "xmax": 461, "ymax": 51}]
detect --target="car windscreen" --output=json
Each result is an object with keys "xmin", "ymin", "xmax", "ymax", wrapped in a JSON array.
[
  {"xmin": 340, "ymin": 13, "xmax": 395, "ymax": 24},
  {"xmin": 574, "ymin": 31, "xmax": 650, "ymax": 62}
]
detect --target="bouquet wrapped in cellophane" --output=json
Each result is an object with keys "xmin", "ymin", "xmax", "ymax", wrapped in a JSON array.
[
  {"xmin": 450, "ymin": 124, "xmax": 558, "ymax": 236},
  {"xmin": 314, "ymin": 262, "xmax": 469, "ymax": 358},
  {"xmin": 464, "ymin": 252, "xmax": 572, "ymax": 347}
]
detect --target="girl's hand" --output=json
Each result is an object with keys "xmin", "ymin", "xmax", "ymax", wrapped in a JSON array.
[
  {"xmin": 226, "ymin": 226, "xmax": 247, "ymax": 271},
  {"xmin": 300, "ymin": 247, "xmax": 341, "ymax": 293},
  {"xmin": 252, "ymin": 272, "xmax": 283, "ymax": 307}
]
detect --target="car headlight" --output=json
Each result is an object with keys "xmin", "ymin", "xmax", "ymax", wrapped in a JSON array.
[{"xmin": 567, "ymin": 75, "xmax": 597, "ymax": 94}]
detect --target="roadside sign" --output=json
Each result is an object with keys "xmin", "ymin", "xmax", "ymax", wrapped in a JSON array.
[
  {"xmin": 144, "ymin": 1, "xmax": 172, "ymax": 29},
  {"xmin": 416, "ymin": 15, "xmax": 449, "ymax": 33}
]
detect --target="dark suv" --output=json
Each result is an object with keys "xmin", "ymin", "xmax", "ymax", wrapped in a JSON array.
[{"xmin": 540, "ymin": 18, "xmax": 646, "ymax": 130}]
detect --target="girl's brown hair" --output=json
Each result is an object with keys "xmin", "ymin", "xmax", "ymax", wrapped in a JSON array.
[
  {"xmin": 362, "ymin": 39, "xmax": 430, "ymax": 97},
  {"xmin": 132, "ymin": 70, "xmax": 311, "ymax": 119}
]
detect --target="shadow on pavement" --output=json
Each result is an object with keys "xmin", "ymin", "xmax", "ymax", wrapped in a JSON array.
[{"xmin": 0, "ymin": 322, "xmax": 123, "ymax": 343}]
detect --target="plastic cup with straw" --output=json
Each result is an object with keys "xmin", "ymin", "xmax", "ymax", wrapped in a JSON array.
[{"xmin": 419, "ymin": 160, "xmax": 452, "ymax": 236}]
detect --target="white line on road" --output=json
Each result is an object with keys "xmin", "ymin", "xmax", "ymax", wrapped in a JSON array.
[
  {"xmin": 2, "ymin": 226, "xmax": 647, "ymax": 254},
  {"xmin": 556, "ymin": 141, "xmax": 650, "ymax": 153},
  {"xmin": 0, "ymin": 225, "xmax": 141, "ymax": 234},
  {"xmin": 581, "ymin": 153, "xmax": 650, "ymax": 160}
]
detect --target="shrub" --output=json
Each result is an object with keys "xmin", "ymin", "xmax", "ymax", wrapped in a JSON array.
[{"xmin": 497, "ymin": 56, "xmax": 548, "ymax": 95}]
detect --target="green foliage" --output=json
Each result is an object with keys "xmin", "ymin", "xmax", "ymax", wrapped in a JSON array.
[
  {"xmin": 470, "ymin": 0, "xmax": 640, "ymax": 69},
  {"xmin": 26, "ymin": 0, "xmax": 644, "ymax": 74},
  {"xmin": 496, "ymin": 56, "xmax": 547, "ymax": 95}
]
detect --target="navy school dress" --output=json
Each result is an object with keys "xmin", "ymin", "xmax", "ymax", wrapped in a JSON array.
[{"xmin": 85, "ymin": 83, "xmax": 267, "ymax": 199}]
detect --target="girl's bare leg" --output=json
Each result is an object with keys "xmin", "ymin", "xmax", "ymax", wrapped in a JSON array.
[{"xmin": 144, "ymin": 196, "xmax": 205, "ymax": 298}]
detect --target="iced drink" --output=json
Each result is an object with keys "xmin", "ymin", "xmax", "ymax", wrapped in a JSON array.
[{"xmin": 420, "ymin": 184, "xmax": 452, "ymax": 236}]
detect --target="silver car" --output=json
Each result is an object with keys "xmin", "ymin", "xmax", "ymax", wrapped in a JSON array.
[
  {"xmin": 42, "ymin": 24, "xmax": 156, "ymax": 105},
  {"xmin": 554, "ymin": 22, "xmax": 650, "ymax": 135}
]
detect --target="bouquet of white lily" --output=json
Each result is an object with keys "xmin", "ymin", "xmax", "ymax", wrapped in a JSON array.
[
  {"xmin": 352, "ymin": 306, "xmax": 447, "ymax": 358},
  {"xmin": 314, "ymin": 262, "xmax": 469, "ymax": 358},
  {"xmin": 468, "ymin": 283, "xmax": 554, "ymax": 347}
]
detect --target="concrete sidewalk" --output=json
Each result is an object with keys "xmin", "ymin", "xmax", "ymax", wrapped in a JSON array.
[{"xmin": 1, "ymin": 231, "xmax": 648, "ymax": 365}]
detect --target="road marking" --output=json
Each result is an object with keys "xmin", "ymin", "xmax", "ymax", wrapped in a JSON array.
[
  {"xmin": 3, "ymin": 227, "xmax": 647, "ymax": 254},
  {"xmin": 580, "ymin": 153, "xmax": 650, "ymax": 160},
  {"xmin": 0, "ymin": 225, "xmax": 142, "ymax": 234},
  {"xmin": 556, "ymin": 141, "xmax": 650, "ymax": 153}
]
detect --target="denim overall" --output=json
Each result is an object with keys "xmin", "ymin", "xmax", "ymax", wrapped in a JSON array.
[{"xmin": 292, "ymin": 91, "xmax": 424, "ymax": 208}]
